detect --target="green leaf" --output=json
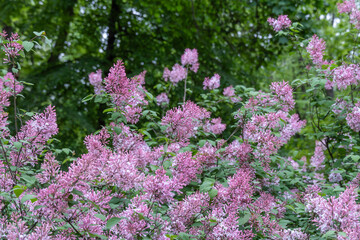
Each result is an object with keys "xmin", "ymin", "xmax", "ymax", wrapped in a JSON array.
[
  {"xmin": 14, "ymin": 142, "xmax": 22, "ymax": 150},
  {"xmin": 338, "ymin": 232, "xmax": 347, "ymax": 237},
  {"xmin": 72, "ymin": 189, "xmax": 83, "ymax": 196},
  {"xmin": 113, "ymin": 126, "xmax": 122, "ymax": 135},
  {"xmin": 200, "ymin": 178, "xmax": 215, "ymax": 192},
  {"xmin": 106, "ymin": 217, "xmax": 122, "ymax": 229},
  {"xmin": 25, "ymin": 111, "xmax": 35, "ymax": 117},
  {"xmin": 178, "ymin": 232, "xmax": 191, "ymax": 240},
  {"xmin": 323, "ymin": 230, "xmax": 336, "ymax": 238},
  {"xmin": 34, "ymin": 205, "xmax": 45, "ymax": 210},
  {"xmin": 238, "ymin": 212, "xmax": 251, "ymax": 225},
  {"xmin": 13, "ymin": 185, "xmax": 27, "ymax": 198},
  {"xmin": 94, "ymin": 213, "xmax": 107, "ymax": 221},
  {"xmin": 82, "ymin": 94, "xmax": 94, "ymax": 102},
  {"xmin": 208, "ymin": 188, "xmax": 218, "ymax": 199},
  {"xmin": 145, "ymin": 91, "xmax": 154, "ymax": 101},
  {"xmin": 94, "ymin": 95, "xmax": 107, "ymax": 103},
  {"xmin": 33, "ymin": 31, "xmax": 45, "ymax": 36},
  {"xmin": 103, "ymin": 108, "xmax": 115, "ymax": 113},
  {"xmin": 21, "ymin": 194, "xmax": 37, "ymax": 203},
  {"xmin": 345, "ymin": 155, "xmax": 360, "ymax": 162},
  {"xmin": 88, "ymin": 233, "xmax": 108, "ymax": 239},
  {"xmin": 198, "ymin": 140, "xmax": 207, "ymax": 147},
  {"xmin": 22, "ymin": 41, "xmax": 34, "ymax": 52},
  {"xmin": 108, "ymin": 197, "xmax": 122, "ymax": 209},
  {"xmin": 62, "ymin": 148, "xmax": 72, "ymax": 155},
  {"xmin": 21, "ymin": 175, "xmax": 36, "ymax": 185}
]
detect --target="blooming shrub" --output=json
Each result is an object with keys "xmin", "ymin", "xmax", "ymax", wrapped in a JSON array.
[{"xmin": 1, "ymin": 2, "xmax": 360, "ymax": 239}]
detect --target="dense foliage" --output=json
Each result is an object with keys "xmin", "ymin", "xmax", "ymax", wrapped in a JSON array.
[
  {"xmin": 0, "ymin": 0, "xmax": 336, "ymax": 152},
  {"xmin": 1, "ymin": 0, "xmax": 360, "ymax": 239}
]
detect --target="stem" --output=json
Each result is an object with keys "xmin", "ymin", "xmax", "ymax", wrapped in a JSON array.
[
  {"xmin": 13, "ymin": 72, "xmax": 18, "ymax": 133},
  {"xmin": 62, "ymin": 215, "xmax": 83, "ymax": 237},
  {"xmin": 0, "ymin": 139, "xmax": 16, "ymax": 181},
  {"xmin": 226, "ymin": 125, "xmax": 241, "ymax": 143},
  {"xmin": 183, "ymin": 77, "xmax": 187, "ymax": 104},
  {"xmin": 183, "ymin": 66, "xmax": 189, "ymax": 104}
]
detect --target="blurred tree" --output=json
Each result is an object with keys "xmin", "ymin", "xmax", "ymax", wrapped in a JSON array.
[{"xmin": 0, "ymin": 0, "xmax": 338, "ymax": 154}]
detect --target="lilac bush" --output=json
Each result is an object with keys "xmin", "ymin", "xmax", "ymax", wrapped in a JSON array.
[{"xmin": 1, "ymin": 1, "xmax": 360, "ymax": 239}]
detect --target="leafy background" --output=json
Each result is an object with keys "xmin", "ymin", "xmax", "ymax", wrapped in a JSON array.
[{"xmin": 0, "ymin": 0, "xmax": 342, "ymax": 154}]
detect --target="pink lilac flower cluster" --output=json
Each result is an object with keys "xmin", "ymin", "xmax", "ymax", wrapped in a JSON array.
[
  {"xmin": 163, "ymin": 63, "xmax": 188, "ymax": 84},
  {"xmin": 305, "ymin": 185, "xmax": 360, "ymax": 239},
  {"xmin": 0, "ymin": 31, "xmax": 24, "ymax": 64},
  {"xmin": 223, "ymin": 85, "xmax": 242, "ymax": 103},
  {"xmin": 161, "ymin": 101, "xmax": 210, "ymax": 141},
  {"xmin": 163, "ymin": 48, "xmax": 199, "ymax": 85},
  {"xmin": 332, "ymin": 98, "xmax": 352, "ymax": 115},
  {"xmin": 95, "ymin": 60, "xmax": 149, "ymax": 123},
  {"xmin": 338, "ymin": 0, "xmax": 360, "ymax": 29},
  {"xmin": 328, "ymin": 169, "xmax": 343, "ymax": 183},
  {"xmin": 244, "ymin": 111, "xmax": 305, "ymax": 166},
  {"xmin": 331, "ymin": 64, "xmax": 360, "ymax": 90},
  {"xmin": 244, "ymin": 91, "xmax": 277, "ymax": 112},
  {"xmin": 281, "ymin": 228, "xmax": 308, "ymax": 239},
  {"xmin": 267, "ymin": 15, "xmax": 292, "ymax": 32},
  {"xmin": 10, "ymin": 105, "xmax": 58, "ymax": 166},
  {"xmin": 181, "ymin": 48, "xmax": 199, "ymax": 72},
  {"xmin": 203, "ymin": 73, "xmax": 221, "ymax": 90},
  {"xmin": 306, "ymin": 34, "xmax": 360, "ymax": 90},
  {"xmin": 346, "ymin": 102, "xmax": 360, "ymax": 131},
  {"xmin": 306, "ymin": 34, "xmax": 328, "ymax": 66},
  {"xmin": 203, "ymin": 117, "xmax": 226, "ymax": 134},
  {"xmin": 247, "ymin": 192, "xmax": 287, "ymax": 236},
  {"xmin": 195, "ymin": 142, "xmax": 219, "ymax": 166},
  {"xmin": 240, "ymin": 81, "xmax": 306, "ymax": 167},
  {"xmin": 156, "ymin": 92, "xmax": 169, "ymax": 106},
  {"xmin": 223, "ymin": 85, "xmax": 235, "ymax": 97},
  {"xmin": 224, "ymin": 140, "xmax": 252, "ymax": 164},
  {"xmin": 88, "ymin": 69, "xmax": 104, "ymax": 94},
  {"xmin": 270, "ymin": 81, "xmax": 295, "ymax": 111},
  {"xmin": 310, "ymin": 140, "xmax": 326, "ymax": 170}
]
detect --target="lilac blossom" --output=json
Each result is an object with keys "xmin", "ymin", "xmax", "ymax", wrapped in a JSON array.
[
  {"xmin": 305, "ymin": 186, "xmax": 360, "ymax": 238},
  {"xmin": 181, "ymin": 48, "xmax": 199, "ymax": 73},
  {"xmin": 1, "ymin": 32, "xmax": 24, "ymax": 64},
  {"xmin": 203, "ymin": 73, "xmax": 221, "ymax": 90},
  {"xmin": 310, "ymin": 141, "xmax": 326, "ymax": 170},
  {"xmin": 161, "ymin": 101, "xmax": 210, "ymax": 141},
  {"xmin": 88, "ymin": 69, "xmax": 104, "ymax": 94},
  {"xmin": 346, "ymin": 102, "xmax": 360, "ymax": 131},
  {"xmin": 338, "ymin": 0, "xmax": 360, "ymax": 29},
  {"xmin": 163, "ymin": 63, "xmax": 188, "ymax": 84},
  {"xmin": 306, "ymin": 34, "xmax": 327, "ymax": 66},
  {"xmin": 156, "ymin": 92, "xmax": 169, "ymax": 106},
  {"xmin": 328, "ymin": 169, "xmax": 343, "ymax": 183},
  {"xmin": 267, "ymin": 15, "xmax": 292, "ymax": 32},
  {"xmin": 223, "ymin": 85, "xmax": 235, "ymax": 97}
]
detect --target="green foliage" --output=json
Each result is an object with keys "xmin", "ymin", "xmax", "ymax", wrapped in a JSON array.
[{"xmin": 0, "ymin": 0, "xmax": 335, "ymax": 155}]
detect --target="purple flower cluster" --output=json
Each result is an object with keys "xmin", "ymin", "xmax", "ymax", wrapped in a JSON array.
[
  {"xmin": 89, "ymin": 61, "xmax": 148, "ymax": 123},
  {"xmin": 306, "ymin": 34, "xmax": 328, "ymax": 66},
  {"xmin": 203, "ymin": 73, "xmax": 221, "ymax": 90},
  {"xmin": 267, "ymin": 15, "xmax": 292, "ymax": 32},
  {"xmin": 163, "ymin": 48, "xmax": 199, "ymax": 85},
  {"xmin": 305, "ymin": 186, "xmax": 360, "ymax": 238},
  {"xmin": 0, "ymin": 31, "xmax": 24, "ymax": 64},
  {"xmin": 156, "ymin": 92, "xmax": 169, "ymax": 106},
  {"xmin": 346, "ymin": 102, "xmax": 360, "ymax": 132},
  {"xmin": 338, "ymin": 0, "xmax": 360, "ymax": 29}
]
